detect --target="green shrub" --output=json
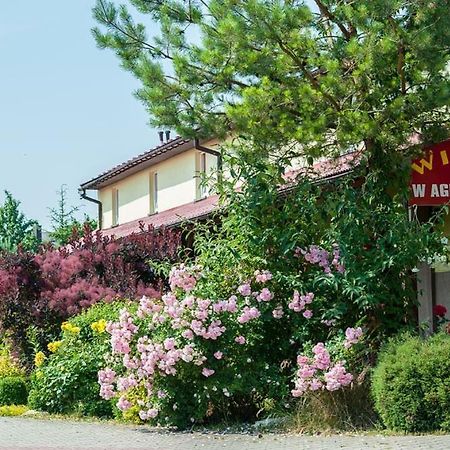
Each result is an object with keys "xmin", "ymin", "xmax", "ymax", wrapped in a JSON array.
[
  {"xmin": 0, "ymin": 405, "xmax": 28, "ymax": 416},
  {"xmin": 28, "ymin": 300, "xmax": 130, "ymax": 417},
  {"xmin": 0, "ymin": 377, "xmax": 28, "ymax": 406},
  {"xmin": 372, "ymin": 333, "xmax": 450, "ymax": 432}
]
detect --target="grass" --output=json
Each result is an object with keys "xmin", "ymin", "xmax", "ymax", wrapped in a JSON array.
[{"xmin": 289, "ymin": 382, "xmax": 379, "ymax": 434}]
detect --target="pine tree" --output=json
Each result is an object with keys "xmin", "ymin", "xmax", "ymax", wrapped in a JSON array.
[
  {"xmin": 48, "ymin": 185, "xmax": 96, "ymax": 247},
  {"xmin": 92, "ymin": 0, "xmax": 450, "ymax": 170},
  {"xmin": 0, "ymin": 191, "xmax": 39, "ymax": 252}
]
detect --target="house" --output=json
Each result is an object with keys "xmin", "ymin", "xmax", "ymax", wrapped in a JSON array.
[
  {"xmin": 79, "ymin": 135, "xmax": 450, "ymax": 333},
  {"xmin": 79, "ymin": 133, "xmax": 355, "ymax": 238},
  {"xmin": 79, "ymin": 134, "xmax": 222, "ymax": 238}
]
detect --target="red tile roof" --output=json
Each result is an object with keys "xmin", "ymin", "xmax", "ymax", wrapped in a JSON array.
[
  {"xmin": 101, "ymin": 195, "xmax": 220, "ymax": 239},
  {"xmin": 284, "ymin": 151, "xmax": 361, "ymax": 184}
]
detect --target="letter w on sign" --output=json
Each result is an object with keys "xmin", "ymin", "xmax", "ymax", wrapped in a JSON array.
[
  {"xmin": 412, "ymin": 152, "xmax": 433, "ymax": 175},
  {"xmin": 412, "ymin": 184, "xmax": 426, "ymax": 198}
]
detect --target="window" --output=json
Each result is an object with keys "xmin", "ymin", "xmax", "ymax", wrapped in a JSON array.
[
  {"xmin": 149, "ymin": 172, "xmax": 158, "ymax": 214},
  {"xmin": 196, "ymin": 152, "xmax": 208, "ymax": 200},
  {"xmin": 112, "ymin": 188, "xmax": 119, "ymax": 226}
]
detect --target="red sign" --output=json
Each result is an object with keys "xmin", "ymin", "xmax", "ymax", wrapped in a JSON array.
[{"xmin": 410, "ymin": 139, "xmax": 450, "ymax": 206}]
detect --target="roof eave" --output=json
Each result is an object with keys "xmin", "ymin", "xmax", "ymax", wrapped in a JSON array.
[{"xmin": 80, "ymin": 137, "xmax": 194, "ymax": 191}]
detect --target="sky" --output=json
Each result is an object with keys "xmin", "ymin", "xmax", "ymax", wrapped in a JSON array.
[{"xmin": 0, "ymin": 1, "xmax": 159, "ymax": 230}]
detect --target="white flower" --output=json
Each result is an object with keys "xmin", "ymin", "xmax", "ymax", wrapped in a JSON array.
[{"xmin": 411, "ymin": 267, "xmax": 420, "ymax": 273}]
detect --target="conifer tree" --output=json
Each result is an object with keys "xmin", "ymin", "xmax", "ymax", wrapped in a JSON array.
[
  {"xmin": 92, "ymin": 0, "xmax": 450, "ymax": 170},
  {"xmin": 0, "ymin": 191, "xmax": 39, "ymax": 252},
  {"xmin": 49, "ymin": 185, "xmax": 96, "ymax": 246}
]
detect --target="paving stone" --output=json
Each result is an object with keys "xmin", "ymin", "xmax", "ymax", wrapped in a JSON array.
[{"xmin": 1, "ymin": 418, "xmax": 449, "ymax": 450}]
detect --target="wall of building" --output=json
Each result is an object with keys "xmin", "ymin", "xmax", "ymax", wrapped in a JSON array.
[
  {"xmin": 418, "ymin": 210, "xmax": 450, "ymax": 332},
  {"xmin": 98, "ymin": 143, "xmax": 220, "ymax": 229}
]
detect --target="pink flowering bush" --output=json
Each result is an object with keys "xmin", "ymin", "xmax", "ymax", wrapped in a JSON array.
[
  {"xmin": 98, "ymin": 252, "xmax": 365, "ymax": 428},
  {"xmin": 292, "ymin": 329, "xmax": 363, "ymax": 397}
]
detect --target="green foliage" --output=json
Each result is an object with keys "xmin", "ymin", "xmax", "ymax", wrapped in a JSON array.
[
  {"xmin": 28, "ymin": 301, "xmax": 129, "ymax": 417},
  {"xmin": 48, "ymin": 185, "xmax": 97, "ymax": 247},
  {"xmin": 93, "ymin": 0, "xmax": 450, "ymax": 162},
  {"xmin": 0, "ymin": 191, "xmax": 39, "ymax": 252},
  {"xmin": 372, "ymin": 332, "xmax": 450, "ymax": 432},
  {"xmin": 0, "ymin": 404, "xmax": 28, "ymax": 416},
  {"xmin": 0, "ymin": 344, "xmax": 26, "ymax": 378},
  {"xmin": 194, "ymin": 152, "xmax": 446, "ymax": 340},
  {"xmin": 0, "ymin": 377, "xmax": 28, "ymax": 406}
]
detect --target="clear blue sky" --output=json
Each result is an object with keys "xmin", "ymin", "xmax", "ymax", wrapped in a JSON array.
[{"xmin": 0, "ymin": 1, "xmax": 159, "ymax": 230}]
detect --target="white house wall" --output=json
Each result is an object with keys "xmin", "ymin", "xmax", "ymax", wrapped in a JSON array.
[{"xmin": 98, "ymin": 145, "xmax": 220, "ymax": 229}]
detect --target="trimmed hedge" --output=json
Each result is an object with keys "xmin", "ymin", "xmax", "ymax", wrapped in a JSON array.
[
  {"xmin": 0, "ymin": 377, "xmax": 28, "ymax": 406},
  {"xmin": 372, "ymin": 333, "xmax": 450, "ymax": 432}
]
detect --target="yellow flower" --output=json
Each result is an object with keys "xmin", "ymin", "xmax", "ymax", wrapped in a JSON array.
[
  {"xmin": 36, "ymin": 370, "xmax": 44, "ymax": 379},
  {"xmin": 47, "ymin": 341, "xmax": 63, "ymax": 353},
  {"xmin": 34, "ymin": 352, "xmax": 46, "ymax": 367},
  {"xmin": 61, "ymin": 322, "xmax": 80, "ymax": 334},
  {"xmin": 91, "ymin": 319, "xmax": 107, "ymax": 334}
]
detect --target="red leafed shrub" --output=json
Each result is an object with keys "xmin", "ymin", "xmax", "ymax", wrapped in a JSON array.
[{"xmin": 0, "ymin": 223, "xmax": 181, "ymax": 364}]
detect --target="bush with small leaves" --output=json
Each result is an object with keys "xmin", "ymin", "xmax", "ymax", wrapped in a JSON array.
[
  {"xmin": 372, "ymin": 333, "xmax": 450, "ymax": 432},
  {"xmin": 0, "ymin": 377, "xmax": 28, "ymax": 406}
]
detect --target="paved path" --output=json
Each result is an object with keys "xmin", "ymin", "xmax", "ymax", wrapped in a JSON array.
[{"xmin": 1, "ymin": 417, "xmax": 450, "ymax": 450}]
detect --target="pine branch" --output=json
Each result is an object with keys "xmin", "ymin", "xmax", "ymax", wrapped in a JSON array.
[{"xmin": 313, "ymin": 0, "xmax": 355, "ymax": 41}]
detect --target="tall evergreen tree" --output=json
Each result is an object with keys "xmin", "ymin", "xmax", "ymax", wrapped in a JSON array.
[
  {"xmin": 0, "ymin": 191, "xmax": 39, "ymax": 252},
  {"xmin": 92, "ymin": 0, "xmax": 450, "ymax": 170},
  {"xmin": 48, "ymin": 185, "xmax": 96, "ymax": 246}
]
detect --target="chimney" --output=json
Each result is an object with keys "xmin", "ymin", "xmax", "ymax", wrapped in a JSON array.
[
  {"xmin": 165, "ymin": 130, "xmax": 171, "ymax": 142},
  {"xmin": 158, "ymin": 131, "xmax": 164, "ymax": 144}
]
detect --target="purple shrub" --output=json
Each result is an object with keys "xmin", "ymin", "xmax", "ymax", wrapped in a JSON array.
[{"xmin": 0, "ymin": 224, "xmax": 181, "ymax": 364}]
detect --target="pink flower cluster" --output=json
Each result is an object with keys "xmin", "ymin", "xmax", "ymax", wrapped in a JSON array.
[
  {"xmin": 344, "ymin": 327, "xmax": 363, "ymax": 349},
  {"xmin": 257, "ymin": 288, "xmax": 273, "ymax": 302},
  {"xmin": 292, "ymin": 342, "xmax": 353, "ymax": 397},
  {"xmin": 99, "ymin": 266, "xmax": 281, "ymax": 421},
  {"xmin": 238, "ymin": 306, "xmax": 261, "ymax": 324},
  {"xmin": 296, "ymin": 244, "xmax": 345, "ymax": 274},
  {"xmin": 237, "ymin": 283, "xmax": 251, "ymax": 296},
  {"xmin": 169, "ymin": 264, "xmax": 201, "ymax": 292},
  {"xmin": 272, "ymin": 306, "xmax": 284, "ymax": 319},
  {"xmin": 100, "ymin": 264, "xmax": 351, "ymax": 422},
  {"xmin": 288, "ymin": 291, "xmax": 314, "ymax": 318},
  {"xmin": 98, "ymin": 368, "xmax": 116, "ymax": 400},
  {"xmin": 254, "ymin": 270, "xmax": 273, "ymax": 283},
  {"xmin": 107, "ymin": 309, "xmax": 139, "ymax": 355}
]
